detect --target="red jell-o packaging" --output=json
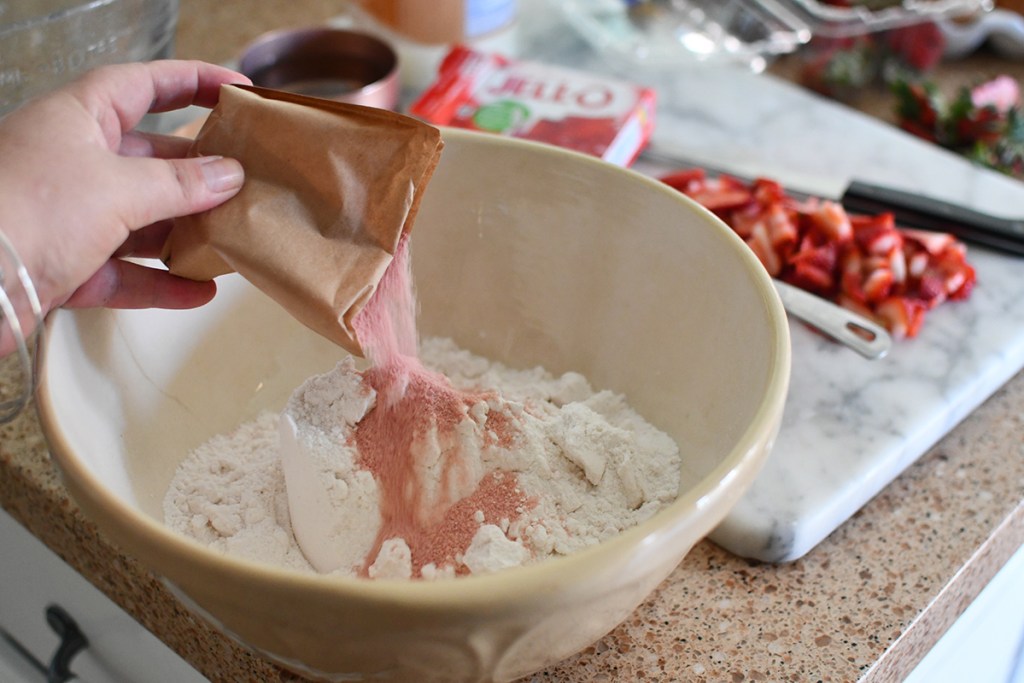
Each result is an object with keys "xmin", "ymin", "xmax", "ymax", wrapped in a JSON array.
[{"xmin": 410, "ymin": 46, "xmax": 656, "ymax": 167}]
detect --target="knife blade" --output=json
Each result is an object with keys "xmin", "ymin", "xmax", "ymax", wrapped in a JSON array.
[{"xmin": 640, "ymin": 148, "xmax": 1024, "ymax": 256}]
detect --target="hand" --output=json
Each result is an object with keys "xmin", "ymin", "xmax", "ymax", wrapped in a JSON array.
[{"xmin": 0, "ymin": 60, "xmax": 251, "ymax": 342}]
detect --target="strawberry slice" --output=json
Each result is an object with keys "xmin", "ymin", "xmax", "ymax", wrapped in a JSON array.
[
  {"xmin": 660, "ymin": 168, "xmax": 706, "ymax": 193},
  {"xmin": 851, "ymin": 213, "xmax": 902, "ymax": 255},
  {"xmin": 839, "ymin": 247, "xmax": 867, "ymax": 304},
  {"xmin": 888, "ymin": 248, "xmax": 908, "ymax": 285},
  {"xmin": 789, "ymin": 238, "xmax": 839, "ymax": 294},
  {"xmin": 753, "ymin": 178, "xmax": 787, "ymax": 205},
  {"xmin": 862, "ymin": 266, "xmax": 895, "ymax": 304},
  {"xmin": 876, "ymin": 296, "xmax": 927, "ymax": 339},
  {"xmin": 947, "ymin": 261, "xmax": 976, "ymax": 301},
  {"xmin": 687, "ymin": 179, "xmax": 754, "ymax": 212},
  {"xmin": 836, "ymin": 293, "xmax": 878, "ymax": 322},
  {"xmin": 766, "ymin": 203, "xmax": 800, "ymax": 249},
  {"xmin": 728, "ymin": 204, "xmax": 762, "ymax": 239},
  {"xmin": 746, "ymin": 223, "xmax": 783, "ymax": 276},
  {"xmin": 901, "ymin": 228, "xmax": 956, "ymax": 255},
  {"xmin": 656, "ymin": 166, "xmax": 977, "ymax": 341},
  {"xmin": 803, "ymin": 200, "xmax": 853, "ymax": 243}
]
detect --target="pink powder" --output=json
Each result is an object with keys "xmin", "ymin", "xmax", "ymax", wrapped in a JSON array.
[
  {"xmin": 423, "ymin": 472, "xmax": 533, "ymax": 576},
  {"xmin": 351, "ymin": 237, "xmax": 531, "ymax": 577},
  {"xmin": 355, "ymin": 236, "xmax": 419, "ymax": 369}
]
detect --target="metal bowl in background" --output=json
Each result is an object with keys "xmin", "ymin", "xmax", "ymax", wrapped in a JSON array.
[
  {"xmin": 238, "ymin": 27, "xmax": 400, "ymax": 110},
  {"xmin": 0, "ymin": 0, "xmax": 179, "ymax": 117}
]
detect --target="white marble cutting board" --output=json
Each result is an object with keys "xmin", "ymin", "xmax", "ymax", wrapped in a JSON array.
[{"xmin": 520, "ymin": 10, "xmax": 1024, "ymax": 562}]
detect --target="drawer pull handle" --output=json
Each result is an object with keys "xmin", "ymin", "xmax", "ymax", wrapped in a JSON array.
[
  {"xmin": 44, "ymin": 604, "xmax": 88, "ymax": 683},
  {"xmin": 0, "ymin": 604, "xmax": 89, "ymax": 682}
]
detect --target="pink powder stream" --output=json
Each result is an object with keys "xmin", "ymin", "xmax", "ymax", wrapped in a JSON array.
[{"xmin": 351, "ymin": 237, "xmax": 532, "ymax": 577}]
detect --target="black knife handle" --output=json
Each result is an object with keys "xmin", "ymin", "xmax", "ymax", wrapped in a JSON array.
[{"xmin": 842, "ymin": 179, "xmax": 1024, "ymax": 256}]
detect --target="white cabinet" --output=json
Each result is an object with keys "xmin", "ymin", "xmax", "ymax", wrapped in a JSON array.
[
  {"xmin": 905, "ymin": 543, "xmax": 1024, "ymax": 683},
  {"xmin": 0, "ymin": 508, "xmax": 207, "ymax": 683}
]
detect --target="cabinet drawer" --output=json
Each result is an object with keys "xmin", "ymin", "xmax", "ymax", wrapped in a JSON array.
[{"xmin": 0, "ymin": 508, "xmax": 207, "ymax": 683}]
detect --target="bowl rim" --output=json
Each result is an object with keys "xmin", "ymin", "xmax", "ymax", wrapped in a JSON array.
[{"xmin": 36, "ymin": 128, "xmax": 791, "ymax": 607}]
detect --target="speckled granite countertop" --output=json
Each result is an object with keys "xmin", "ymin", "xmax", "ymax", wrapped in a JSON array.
[
  {"xmin": 1, "ymin": 2, "xmax": 1022, "ymax": 681},
  {"xmin": 3, "ymin": 354, "xmax": 1023, "ymax": 682}
]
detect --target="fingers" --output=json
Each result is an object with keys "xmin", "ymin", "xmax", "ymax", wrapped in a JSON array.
[
  {"xmin": 119, "ymin": 131, "xmax": 193, "ymax": 159},
  {"xmin": 115, "ymin": 107, "xmax": 242, "ymax": 228},
  {"xmin": 116, "ymin": 154, "xmax": 244, "ymax": 228},
  {"xmin": 72, "ymin": 60, "xmax": 251, "ymax": 148},
  {"xmin": 62, "ymin": 259, "xmax": 217, "ymax": 310},
  {"xmin": 113, "ymin": 220, "xmax": 174, "ymax": 258},
  {"xmin": 145, "ymin": 60, "xmax": 253, "ymax": 112}
]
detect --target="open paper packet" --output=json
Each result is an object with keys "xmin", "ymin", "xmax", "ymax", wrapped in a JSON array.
[{"xmin": 162, "ymin": 85, "xmax": 444, "ymax": 354}]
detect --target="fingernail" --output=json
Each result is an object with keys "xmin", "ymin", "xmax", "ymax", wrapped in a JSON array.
[{"xmin": 199, "ymin": 155, "xmax": 244, "ymax": 193}]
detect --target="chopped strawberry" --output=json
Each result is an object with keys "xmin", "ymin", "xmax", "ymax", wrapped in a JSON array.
[
  {"xmin": 851, "ymin": 213, "xmax": 902, "ymax": 255},
  {"xmin": 940, "ymin": 244, "xmax": 977, "ymax": 300},
  {"xmin": 914, "ymin": 272, "xmax": 948, "ymax": 306},
  {"xmin": 657, "ymin": 166, "xmax": 977, "ymax": 341},
  {"xmin": 836, "ymin": 293, "xmax": 879, "ymax": 325},
  {"xmin": 840, "ymin": 247, "xmax": 867, "ymax": 304},
  {"xmin": 901, "ymin": 228, "xmax": 956, "ymax": 255},
  {"xmin": 765, "ymin": 203, "xmax": 800, "ymax": 249},
  {"xmin": 888, "ymin": 247, "xmax": 907, "ymax": 285},
  {"xmin": 862, "ymin": 267, "xmax": 895, "ymax": 304},
  {"xmin": 786, "ymin": 195, "xmax": 821, "ymax": 215},
  {"xmin": 803, "ymin": 200, "xmax": 853, "ymax": 243},
  {"xmin": 935, "ymin": 248, "xmax": 976, "ymax": 300},
  {"xmin": 728, "ymin": 204, "xmax": 763, "ymax": 239},
  {"xmin": 746, "ymin": 223, "xmax": 783, "ymax": 276},
  {"xmin": 790, "ymin": 262, "xmax": 834, "ymax": 293},
  {"xmin": 949, "ymin": 268, "xmax": 976, "ymax": 300},
  {"xmin": 943, "ymin": 270, "xmax": 967, "ymax": 298},
  {"xmin": 687, "ymin": 187, "xmax": 753, "ymax": 212},
  {"xmin": 753, "ymin": 178, "xmax": 787, "ymax": 205},
  {"xmin": 687, "ymin": 176, "xmax": 754, "ymax": 212},
  {"xmin": 907, "ymin": 250, "xmax": 929, "ymax": 278},
  {"xmin": 660, "ymin": 168, "xmax": 706, "ymax": 193},
  {"xmin": 876, "ymin": 297, "xmax": 927, "ymax": 339},
  {"xmin": 789, "ymin": 238, "xmax": 839, "ymax": 294}
]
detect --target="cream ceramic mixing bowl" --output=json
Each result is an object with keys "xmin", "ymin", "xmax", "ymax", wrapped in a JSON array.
[{"xmin": 37, "ymin": 129, "xmax": 790, "ymax": 682}]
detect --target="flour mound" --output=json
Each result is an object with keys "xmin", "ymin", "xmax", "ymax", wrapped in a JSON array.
[
  {"xmin": 162, "ymin": 413, "xmax": 312, "ymax": 571},
  {"xmin": 163, "ymin": 338, "xmax": 682, "ymax": 579}
]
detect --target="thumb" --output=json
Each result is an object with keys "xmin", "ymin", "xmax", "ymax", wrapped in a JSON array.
[{"xmin": 117, "ymin": 155, "xmax": 244, "ymax": 229}]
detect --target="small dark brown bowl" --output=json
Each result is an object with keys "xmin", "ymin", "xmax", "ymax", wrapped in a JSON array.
[{"xmin": 238, "ymin": 27, "xmax": 399, "ymax": 109}]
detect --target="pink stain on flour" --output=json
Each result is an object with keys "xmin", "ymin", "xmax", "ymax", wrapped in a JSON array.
[{"xmin": 351, "ymin": 237, "xmax": 532, "ymax": 577}]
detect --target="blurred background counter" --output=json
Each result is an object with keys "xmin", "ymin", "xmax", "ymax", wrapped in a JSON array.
[{"xmin": 0, "ymin": 0, "xmax": 1021, "ymax": 682}]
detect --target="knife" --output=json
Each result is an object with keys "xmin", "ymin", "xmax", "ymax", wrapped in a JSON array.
[{"xmin": 640, "ymin": 148, "xmax": 1024, "ymax": 256}]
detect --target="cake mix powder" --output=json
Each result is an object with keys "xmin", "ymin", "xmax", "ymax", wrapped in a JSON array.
[{"xmin": 164, "ymin": 239, "xmax": 683, "ymax": 579}]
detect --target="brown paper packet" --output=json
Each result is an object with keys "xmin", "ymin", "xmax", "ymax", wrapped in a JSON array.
[{"xmin": 162, "ymin": 84, "xmax": 443, "ymax": 354}]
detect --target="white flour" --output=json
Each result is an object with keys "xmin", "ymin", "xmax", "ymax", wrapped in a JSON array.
[{"xmin": 163, "ymin": 338, "xmax": 682, "ymax": 579}]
